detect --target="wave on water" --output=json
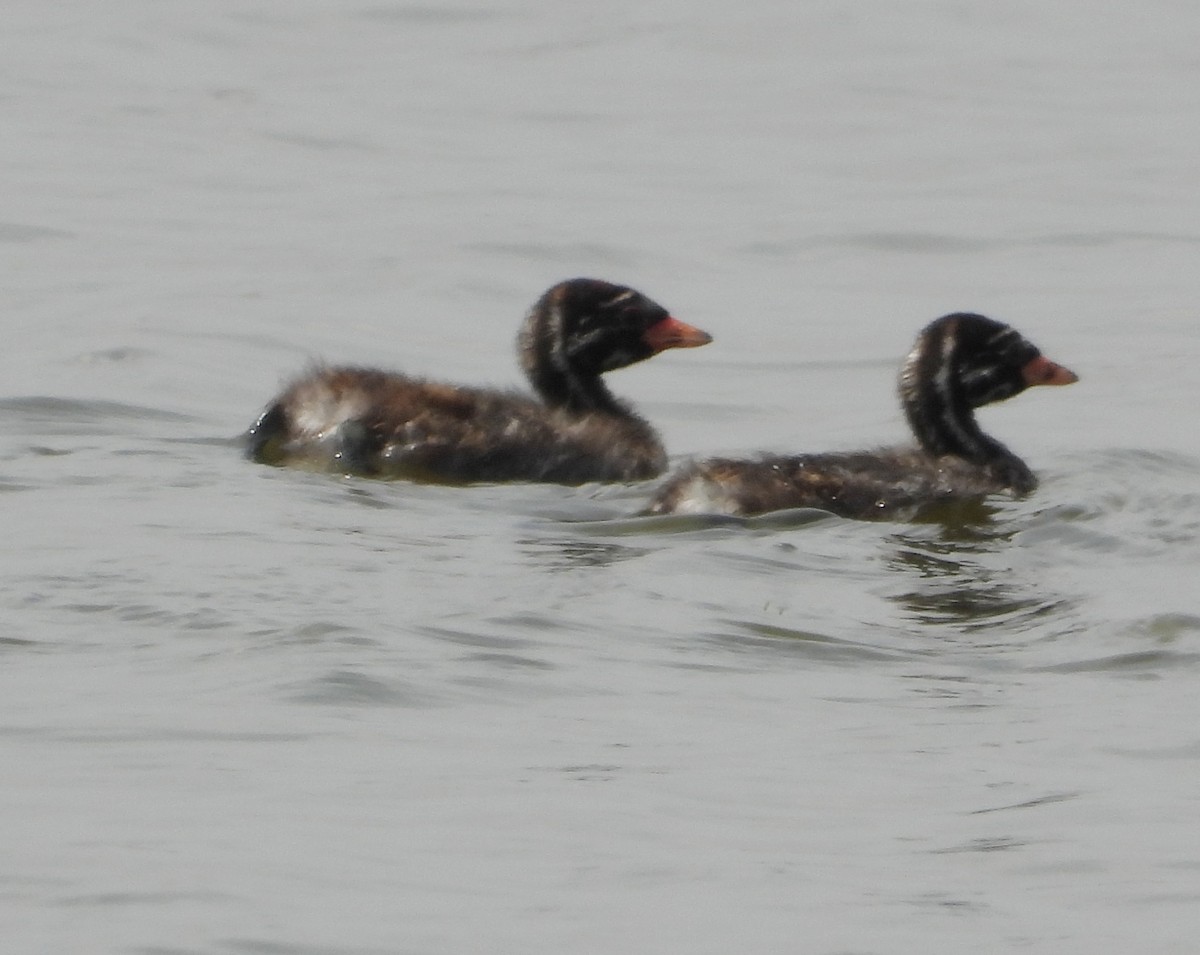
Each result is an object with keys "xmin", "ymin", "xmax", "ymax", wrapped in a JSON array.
[
  {"xmin": 521, "ymin": 447, "xmax": 1200, "ymax": 678},
  {"xmin": 0, "ymin": 396, "xmax": 195, "ymax": 438}
]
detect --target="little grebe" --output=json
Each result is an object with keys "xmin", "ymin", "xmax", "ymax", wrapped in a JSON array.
[
  {"xmin": 246, "ymin": 278, "xmax": 712, "ymax": 484},
  {"xmin": 643, "ymin": 312, "xmax": 1076, "ymax": 519}
]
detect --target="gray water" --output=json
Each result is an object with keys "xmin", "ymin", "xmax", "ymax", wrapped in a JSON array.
[{"xmin": 4, "ymin": 2, "xmax": 1200, "ymax": 953}]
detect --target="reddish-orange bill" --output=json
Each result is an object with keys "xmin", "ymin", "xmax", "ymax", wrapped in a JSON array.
[
  {"xmin": 642, "ymin": 316, "xmax": 713, "ymax": 352},
  {"xmin": 1022, "ymin": 354, "xmax": 1079, "ymax": 387}
]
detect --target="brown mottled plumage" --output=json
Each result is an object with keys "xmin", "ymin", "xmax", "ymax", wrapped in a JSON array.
[
  {"xmin": 644, "ymin": 313, "xmax": 1077, "ymax": 520},
  {"xmin": 246, "ymin": 279, "xmax": 711, "ymax": 484}
]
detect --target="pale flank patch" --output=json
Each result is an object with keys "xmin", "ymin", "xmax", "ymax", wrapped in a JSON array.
[{"xmin": 292, "ymin": 383, "xmax": 369, "ymax": 438}]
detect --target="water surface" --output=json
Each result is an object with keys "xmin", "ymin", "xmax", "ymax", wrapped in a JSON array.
[{"xmin": 3, "ymin": 2, "xmax": 1199, "ymax": 953}]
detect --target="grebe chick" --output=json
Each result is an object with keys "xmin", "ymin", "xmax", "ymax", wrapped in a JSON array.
[
  {"xmin": 644, "ymin": 312, "xmax": 1076, "ymax": 519},
  {"xmin": 246, "ymin": 278, "xmax": 712, "ymax": 484}
]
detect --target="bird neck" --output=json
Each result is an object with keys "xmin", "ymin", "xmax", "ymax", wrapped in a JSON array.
[
  {"xmin": 527, "ymin": 362, "xmax": 626, "ymax": 417},
  {"xmin": 900, "ymin": 347, "xmax": 1035, "ymax": 493},
  {"xmin": 520, "ymin": 300, "xmax": 631, "ymax": 418}
]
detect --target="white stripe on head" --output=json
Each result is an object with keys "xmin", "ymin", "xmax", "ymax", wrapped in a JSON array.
[
  {"xmin": 934, "ymin": 327, "xmax": 956, "ymax": 402},
  {"xmin": 600, "ymin": 289, "xmax": 635, "ymax": 309},
  {"xmin": 548, "ymin": 300, "xmax": 570, "ymax": 373},
  {"xmin": 935, "ymin": 324, "xmax": 979, "ymax": 451},
  {"xmin": 985, "ymin": 324, "xmax": 1018, "ymax": 347}
]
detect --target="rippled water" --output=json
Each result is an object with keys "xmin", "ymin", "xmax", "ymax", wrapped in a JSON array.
[{"xmin": 5, "ymin": 1, "xmax": 1200, "ymax": 953}]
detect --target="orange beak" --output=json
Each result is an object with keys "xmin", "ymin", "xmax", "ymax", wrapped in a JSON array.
[
  {"xmin": 1022, "ymin": 354, "xmax": 1079, "ymax": 387},
  {"xmin": 642, "ymin": 315, "xmax": 713, "ymax": 354}
]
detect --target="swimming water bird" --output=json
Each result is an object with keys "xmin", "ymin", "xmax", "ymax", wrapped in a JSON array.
[
  {"xmin": 643, "ymin": 312, "xmax": 1077, "ymax": 519},
  {"xmin": 246, "ymin": 278, "xmax": 712, "ymax": 484}
]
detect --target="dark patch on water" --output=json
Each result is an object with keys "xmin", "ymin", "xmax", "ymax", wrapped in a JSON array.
[
  {"xmin": 970, "ymin": 790, "xmax": 1083, "ymax": 814},
  {"xmin": 0, "ymin": 221, "xmax": 73, "ymax": 242},
  {"xmin": 286, "ymin": 669, "xmax": 439, "ymax": 708}
]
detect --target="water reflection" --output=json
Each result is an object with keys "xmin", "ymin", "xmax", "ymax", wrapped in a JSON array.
[
  {"xmin": 884, "ymin": 515, "xmax": 1074, "ymax": 635},
  {"xmin": 705, "ymin": 618, "xmax": 908, "ymax": 665},
  {"xmin": 905, "ymin": 498, "xmax": 1004, "ymax": 539},
  {"xmin": 517, "ymin": 535, "xmax": 648, "ymax": 572}
]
